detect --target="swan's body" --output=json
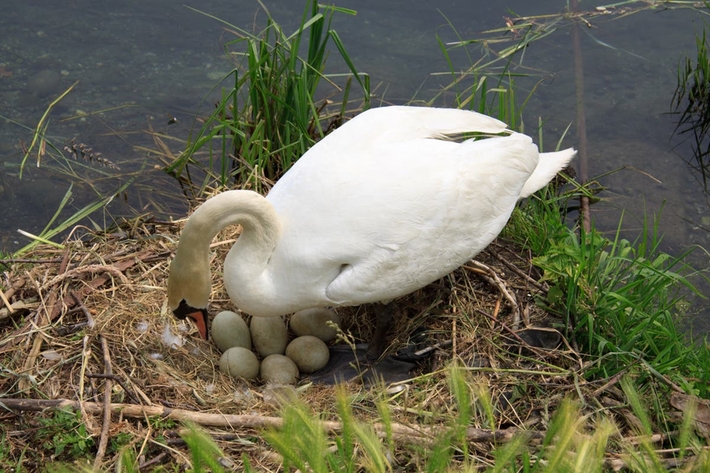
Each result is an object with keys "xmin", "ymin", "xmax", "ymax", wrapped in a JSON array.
[{"xmin": 168, "ymin": 106, "xmax": 576, "ymax": 338}]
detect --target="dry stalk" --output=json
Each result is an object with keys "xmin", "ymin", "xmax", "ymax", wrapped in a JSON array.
[
  {"xmin": 93, "ymin": 335, "xmax": 114, "ymax": 470},
  {"xmin": 0, "ymin": 397, "xmax": 533, "ymax": 446},
  {"xmin": 490, "ymin": 245, "xmax": 548, "ymax": 293},
  {"xmin": 464, "ymin": 261, "xmax": 521, "ymax": 327},
  {"xmin": 40, "ymin": 265, "xmax": 131, "ymax": 292}
]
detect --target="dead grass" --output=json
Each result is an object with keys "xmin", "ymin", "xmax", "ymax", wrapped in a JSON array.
[{"xmin": 0, "ymin": 216, "xmax": 698, "ymax": 471}]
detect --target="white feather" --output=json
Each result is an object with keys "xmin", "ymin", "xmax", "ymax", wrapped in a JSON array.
[{"xmin": 161, "ymin": 324, "xmax": 183, "ymax": 348}]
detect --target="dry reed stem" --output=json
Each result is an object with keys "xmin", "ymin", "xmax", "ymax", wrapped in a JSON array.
[
  {"xmin": 464, "ymin": 261, "xmax": 521, "ymax": 327},
  {"xmin": 93, "ymin": 335, "xmax": 113, "ymax": 470},
  {"xmin": 40, "ymin": 265, "xmax": 131, "ymax": 292},
  {"xmin": 0, "ymin": 397, "xmax": 533, "ymax": 445}
]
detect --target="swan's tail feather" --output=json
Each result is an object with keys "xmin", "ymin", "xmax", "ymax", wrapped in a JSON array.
[{"xmin": 519, "ymin": 148, "xmax": 577, "ymax": 199}]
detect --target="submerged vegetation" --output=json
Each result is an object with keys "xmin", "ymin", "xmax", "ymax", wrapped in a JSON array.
[
  {"xmin": 2, "ymin": 1, "xmax": 710, "ymax": 471},
  {"xmin": 674, "ymin": 27, "xmax": 710, "ymax": 190}
]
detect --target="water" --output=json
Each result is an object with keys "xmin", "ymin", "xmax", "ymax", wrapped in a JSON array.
[{"xmin": 1, "ymin": 1, "xmax": 708, "ymax": 327}]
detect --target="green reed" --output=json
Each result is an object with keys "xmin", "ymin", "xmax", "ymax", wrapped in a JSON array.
[{"xmin": 165, "ymin": 0, "xmax": 370, "ymax": 193}]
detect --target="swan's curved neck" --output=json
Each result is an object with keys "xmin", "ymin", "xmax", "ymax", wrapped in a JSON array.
[{"xmin": 178, "ymin": 190, "xmax": 281, "ymax": 275}]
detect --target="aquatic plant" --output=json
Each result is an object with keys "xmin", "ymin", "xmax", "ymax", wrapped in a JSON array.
[{"xmin": 673, "ymin": 28, "xmax": 710, "ymax": 190}]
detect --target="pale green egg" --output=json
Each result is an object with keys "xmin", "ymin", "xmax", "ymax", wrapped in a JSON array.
[
  {"xmin": 290, "ymin": 308, "xmax": 342, "ymax": 343},
  {"xmin": 250, "ymin": 316, "xmax": 288, "ymax": 357},
  {"xmin": 218, "ymin": 347, "xmax": 260, "ymax": 380},
  {"xmin": 285, "ymin": 336, "xmax": 330, "ymax": 373},
  {"xmin": 211, "ymin": 311, "xmax": 251, "ymax": 353},
  {"xmin": 260, "ymin": 354, "xmax": 299, "ymax": 385}
]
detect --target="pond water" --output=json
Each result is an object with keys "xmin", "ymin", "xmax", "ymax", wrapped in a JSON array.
[{"xmin": 1, "ymin": 1, "xmax": 708, "ymax": 329}]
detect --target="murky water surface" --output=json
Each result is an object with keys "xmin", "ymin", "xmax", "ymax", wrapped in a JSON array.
[{"xmin": 1, "ymin": 1, "xmax": 708, "ymax": 328}]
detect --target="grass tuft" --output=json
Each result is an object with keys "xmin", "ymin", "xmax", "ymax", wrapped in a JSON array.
[{"xmin": 505, "ymin": 189, "xmax": 710, "ymax": 397}]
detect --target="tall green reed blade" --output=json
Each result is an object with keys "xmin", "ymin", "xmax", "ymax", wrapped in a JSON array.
[
  {"xmin": 536, "ymin": 399, "xmax": 581, "ymax": 473},
  {"xmin": 14, "ymin": 177, "xmax": 135, "ymax": 257},
  {"xmin": 263, "ymin": 401, "xmax": 330, "ymax": 472},
  {"xmin": 333, "ymin": 386, "xmax": 357, "ymax": 473},
  {"xmin": 19, "ymin": 81, "xmax": 79, "ymax": 178},
  {"xmin": 431, "ymin": 12, "xmax": 560, "ymax": 126},
  {"xmin": 169, "ymin": 1, "xmax": 369, "ymax": 193},
  {"xmin": 180, "ymin": 423, "xmax": 227, "ymax": 473}
]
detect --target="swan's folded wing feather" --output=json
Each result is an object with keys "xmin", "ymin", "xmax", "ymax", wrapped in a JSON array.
[{"xmin": 268, "ymin": 133, "xmax": 540, "ymax": 305}]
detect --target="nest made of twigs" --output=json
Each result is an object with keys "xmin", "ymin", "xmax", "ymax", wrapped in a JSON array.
[{"xmin": 0, "ymin": 216, "xmax": 661, "ymax": 471}]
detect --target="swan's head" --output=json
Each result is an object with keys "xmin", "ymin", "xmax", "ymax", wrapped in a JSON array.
[
  {"xmin": 167, "ymin": 251, "xmax": 211, "ymax": 340},
  {"xmin": 172, "ymin": 300, "xmax": 209, "ymax": 340}
]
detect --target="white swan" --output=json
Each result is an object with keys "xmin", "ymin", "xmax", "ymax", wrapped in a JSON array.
[{"xmin": 168, "ymin": 106, "xmax": 576, "ymax": 339}]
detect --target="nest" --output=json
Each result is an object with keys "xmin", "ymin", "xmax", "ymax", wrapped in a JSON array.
[{"xmin": 0, "ymin": 216, "xmax": 683, "ymax": 471}]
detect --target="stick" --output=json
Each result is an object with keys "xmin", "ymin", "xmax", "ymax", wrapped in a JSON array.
[
  {"xmin": 0, "ymin": 398, "xmax": 531, "ymax": 445},
  {"xmin": 1, "ymin": 277, "xmax": 26, "ymax": 301},
  {"xmin": 464, "ymin": 261, "xmax": 522, "ymax": 327},
  {"xmin": 474, "ymin": 308, "xmax": 557, "ymax": 359},
  {"xmin": 47, "ymin": 249, "xmax": 71, "ymax": 322},
  {"xmin": 85, "ymin": 374, "xmax": 141, "ymax": 405},
  {"xmin": 591, "ymin": 370, "xmax": 627, "ymax": 398},
  {"xmin": 41, "ymin": 265, "xmax": 131, "ymax": 292},
  {"xmin": 412, "ymin": 340, "xmax": 453, "ymax": 358},
  {"xmin": 490, "ymin": 248, "xmax": 548, "ymax": 294},
  {"xmin": 18, "ymin": 253, "xmax": 67, "ymax": 391},
  {"xmin": 0, "ymin": 287, "xmax": 12, "ymax": 312},
  {"xmin": 138, "ymin": 451, "xmax": 169, "ymax": 470},
  {"xmin": 93, "ymin": 336, "xmax": 113, "ymax": 470}
]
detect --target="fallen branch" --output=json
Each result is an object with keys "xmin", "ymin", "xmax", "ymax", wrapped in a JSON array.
[
  {"xmin": 0, "ymin": 398, "xmax": 532, "ymax": 445},
  {"xmin": 93, "ymin": 336, "xmax": 113, "ymax": 470}
]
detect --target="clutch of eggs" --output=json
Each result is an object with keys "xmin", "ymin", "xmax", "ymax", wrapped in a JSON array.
[{"xmin": 211, "ymin": 308, "xmax": 341, "ymax": 383}]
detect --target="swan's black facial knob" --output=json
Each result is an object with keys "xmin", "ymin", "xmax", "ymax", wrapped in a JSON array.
[{"xmin": 173, "ymin": 299, "xmax": 209, "ymax": 339}]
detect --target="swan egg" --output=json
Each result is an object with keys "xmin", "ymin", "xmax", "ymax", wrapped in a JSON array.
[
  {"xmin": 290, "ymin": 308, "xmax": 342, "ymax": 343},
  {"xmin": 285, "ymin": 336, "xmax": 330, "ymax": 373},
  {"xmin": 218, "ymin": 347, "xmax": 260, "ymax": 380},
  {"xmin": 211, "ymin": 311, "xmax": 252, "ymax": 353},
  {"xmin": 250, "ymin": 316, "xmax": 288, "ymax": 357},
  {"xmin": 260, "ymin": 354, "xmax": 299, "ymax": 385}
]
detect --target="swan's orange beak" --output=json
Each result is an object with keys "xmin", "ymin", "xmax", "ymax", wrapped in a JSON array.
[
  {"xmin": 173, "ymin": 300, "xmax": 209, "ymax": 339},
  {"xmin": 186, "ymin": 311, "xmax": 208, "ymax": 339}
]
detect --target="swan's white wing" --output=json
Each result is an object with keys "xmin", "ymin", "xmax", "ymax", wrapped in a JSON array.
[
  {"xmin": 322, "ymin": 105, "xmax": 510, "ymax": 144},
  {"xmin": 267, "ymin": 131, "xmax": 540, "ymax": 306}
]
